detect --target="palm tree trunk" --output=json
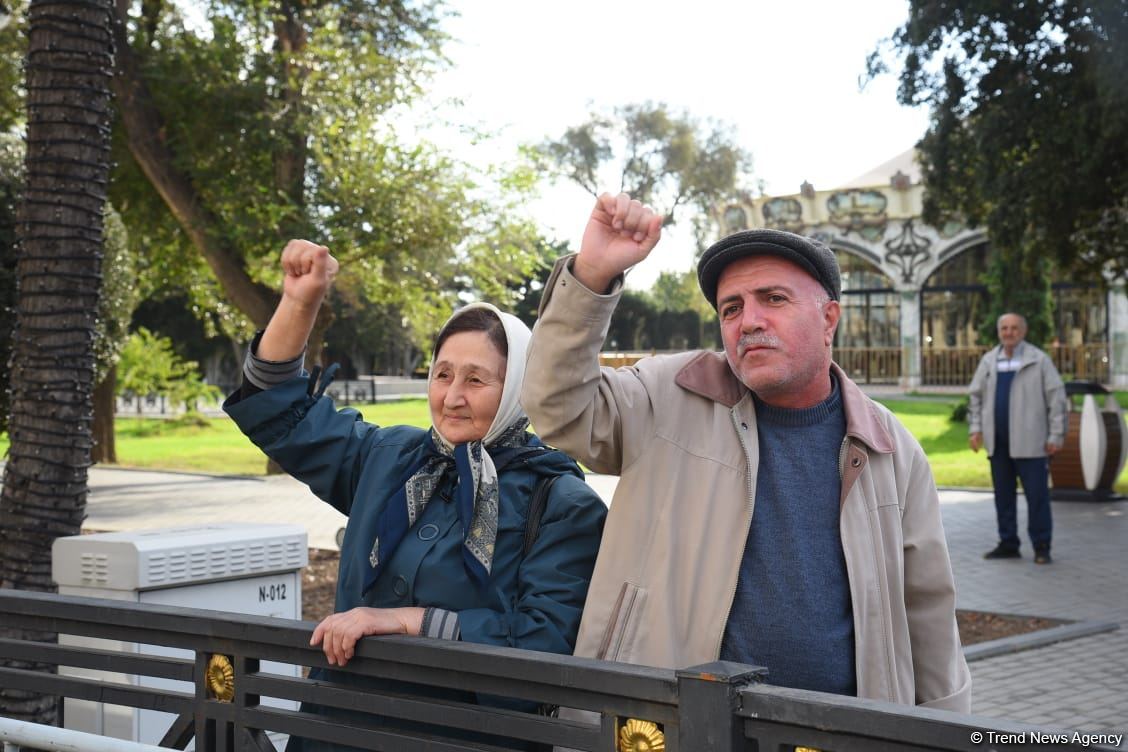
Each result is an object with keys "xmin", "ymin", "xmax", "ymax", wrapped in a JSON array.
[{"xmin": 0, "ymin": 0, "xmax": 114, "ymax": 726}]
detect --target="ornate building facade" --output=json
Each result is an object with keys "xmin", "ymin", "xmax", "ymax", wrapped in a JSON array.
[{"xmin": 719, "ymin": 150, "xmax": 1128, "ymax": 388}]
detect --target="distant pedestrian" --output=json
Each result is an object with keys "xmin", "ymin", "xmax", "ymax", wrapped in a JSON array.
[{"xmin": 968, "ymin": 313, "xmax": 1067, "ymax": 564}]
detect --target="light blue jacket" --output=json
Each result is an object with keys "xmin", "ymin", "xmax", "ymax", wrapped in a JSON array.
[{"xmin": 968, "ymin": 341, "xmax": 1068, "ymax": 458}]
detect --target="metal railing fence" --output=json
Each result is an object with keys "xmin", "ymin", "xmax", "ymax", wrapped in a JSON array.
[
  {"xmin": 833, "ymin": 347, "xmax": 903, "ymax": 385},
  {"xmin": 0, "ymin": 590, "xmax": 1117, "ymax": 751}
]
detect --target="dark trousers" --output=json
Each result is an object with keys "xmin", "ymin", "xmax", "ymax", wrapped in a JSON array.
[{"xmin": 989, "ymin": 448, "xmax": 1053, "ymax": 550}]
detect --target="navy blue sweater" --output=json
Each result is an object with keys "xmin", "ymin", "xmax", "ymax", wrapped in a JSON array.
[{"xmin": 720, "ymin": 377, "xmax": 856, "ymax": 695}]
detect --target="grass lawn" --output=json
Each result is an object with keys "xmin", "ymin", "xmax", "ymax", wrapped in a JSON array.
[
  {"xmin": 877, "ymin": 397, "xmax": 1128, "ymax": 493},
  {"xmin": 1, "ymin": 394, "xmax": 1126, "ymax": 491},
  {"xmin": 0, "ymin": 398, "xmax": 432, "ymax": 477},
  {"xmin": 875, "ymin": 398, "xmax": 992, "ymax": 488}
]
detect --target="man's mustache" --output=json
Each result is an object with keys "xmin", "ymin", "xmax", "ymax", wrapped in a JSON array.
[{"xmin": 737, "ymin": 333, "xmax": 780, "ymax": 355}]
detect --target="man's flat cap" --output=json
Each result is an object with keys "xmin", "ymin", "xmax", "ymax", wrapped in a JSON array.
[{"xmin": 697, "ymin": 228, "xmax": 841, "ymax": 308}]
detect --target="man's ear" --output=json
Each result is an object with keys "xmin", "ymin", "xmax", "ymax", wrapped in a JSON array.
[{"xmin": 823, "ymin": 300, "xmax": 841, "ymax": 346}]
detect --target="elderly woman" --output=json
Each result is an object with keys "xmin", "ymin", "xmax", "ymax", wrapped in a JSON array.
[{"xmin": 223, "ymin": 240, "xmax": 606, "ymax": 750}]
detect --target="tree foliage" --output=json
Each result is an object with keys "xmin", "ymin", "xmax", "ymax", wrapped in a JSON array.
[
  {"xmin": 117, "ymin": 327, "xmax": 222, "ymax": 413},
  {"xmin": 105, "ymin": 0, "xmax": 544, "ymax": 363},
  {"xmin": 978, "ymin": 249, "xmax": 1054, "ymax": 347},
  {"xmin": 534, "ymin": 102, "xmax": 755, "ymax": 249},
  {"xmin": 0, "ymin": 2, "xmax": 23, "ymax": 133},
  {"xmin": 870, "ymin": 0, "xmax": 1128, "ymax": 298},
  {"xmin": 603, "ymin": 286, "xmax": 720, "ymax": 353},
  {"xmin": 93, "ymin": 209, "xmax": 138, "ymax": 383}
]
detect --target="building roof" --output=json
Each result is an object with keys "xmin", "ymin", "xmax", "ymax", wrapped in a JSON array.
[{"xmin": 835, "ymin": 147, "xmax": 921, "ymax": 189}]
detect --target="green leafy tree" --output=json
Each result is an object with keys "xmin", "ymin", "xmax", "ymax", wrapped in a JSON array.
[
  {"xmin": 505, "ymin": 238, "xmax": 569, "ymax": 329},
  {"xmin": 648, "ymin": 270, "xmax": 699, "ymax": 312},
  {"xmin": 324, "ymin": 290, "xmax": 417, "ymax": 377},
  {"xmin": 869, "ymin": 0, "xmax": 1127, "ymax": 340},
  {"xmin": 0, "ymin": 2, "xmax": 22, "ymax": 133},
  {"xmin": 105, "ymin": 0, "xmax": 542, "ymax": 365},
  {"xmin": 978, "ymin": 251, "xmax": 1054, "ymax": 348},
  {"xmin": 646, "ymin": 270, "xmax": 719, "ymax": 350},
  {"xmin": 606, "ymin": 291, "xmax": 658, "ymax": 351},
  {"xmin": 91, "ymin": 208, "xmax": 140, "ymax": 462},
  {"xmin": 117, "ymin": 327, "xmax": 222, "ymax": 414},
  {"xmin": 534, "ymin": 102, "xmax": 755, "ymax": 249}
]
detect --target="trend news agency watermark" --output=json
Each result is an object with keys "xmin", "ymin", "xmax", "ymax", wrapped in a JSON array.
[{"xmin": 969, "ymin": 730, "xmax": 1124, "ymax": 747}]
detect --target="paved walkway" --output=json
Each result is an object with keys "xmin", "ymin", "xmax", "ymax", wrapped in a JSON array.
[
  {"xmin": 81, "ymin": 467, "xmax": 1126, "ymax": 739},
  {"xmin": 939, "ymin": 489, "xmax": 1127, "ymax": 735}
]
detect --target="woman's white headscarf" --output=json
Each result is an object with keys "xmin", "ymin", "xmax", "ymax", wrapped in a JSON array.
[{"xmin": 429, "ymin": 301, "xmax": 531, "ymax": 450}]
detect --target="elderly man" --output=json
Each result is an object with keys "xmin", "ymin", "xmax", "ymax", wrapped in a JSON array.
[
  {"xmin": 968, "ymin": 313, "xmax": 1067, "ymax": 565},
  {"xmin": 522, "ymin": 193, "xmax": 970, "ymax": 712}
]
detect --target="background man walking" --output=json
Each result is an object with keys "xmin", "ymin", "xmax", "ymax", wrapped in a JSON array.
[{"xmin": 969, "ymin": 313, "xmax": 1067, "ymax": 565}]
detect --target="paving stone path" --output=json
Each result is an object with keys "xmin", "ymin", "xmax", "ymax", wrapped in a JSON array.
[{"xmin": 941, "ymin": 490, "xmax": 1127, "ymax": 735}]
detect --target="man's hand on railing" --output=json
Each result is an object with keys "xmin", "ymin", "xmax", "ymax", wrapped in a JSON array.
[{"xmin": 311, "ymin": 606, "xmax": 425, "ymax": 666}]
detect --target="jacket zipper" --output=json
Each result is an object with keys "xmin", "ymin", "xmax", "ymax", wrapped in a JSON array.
[{"xmin": 714, "ymin": 405, "xmax": 757, "ymax": 660}]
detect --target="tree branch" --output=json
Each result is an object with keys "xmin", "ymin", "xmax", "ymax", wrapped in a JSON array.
[{"xmin": 110, "ymin": 7, "xmax": 279, "ymax": 328}]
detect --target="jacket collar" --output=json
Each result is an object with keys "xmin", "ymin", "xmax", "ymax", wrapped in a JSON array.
[
  {"xmin": 995, "ymin": 340, "xmax": 1033, "ymax": 365},
  {"xmin": 675, "ymin": 352, "xmax": 895, "ymax": 454}
]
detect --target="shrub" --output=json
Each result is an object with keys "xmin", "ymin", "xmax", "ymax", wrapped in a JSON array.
[
  {"xmin": 117, "ymin": 327, "xmax": 221, "ymax": 414},
  {"xmin": 949, "ymin": 397, "xmax": 969, "ymax": 424}
]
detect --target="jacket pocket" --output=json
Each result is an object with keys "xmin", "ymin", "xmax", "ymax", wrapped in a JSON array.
[{"xmin": 596, "ymin": 582, "xmax": 647, "ymax": 662}]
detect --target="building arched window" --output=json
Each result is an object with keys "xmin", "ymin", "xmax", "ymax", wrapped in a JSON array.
[
  {"xmin": 1052, "ymin": 283, "xmax": 1107, "ymax": 347},
  {"xmin": 1051, "ymin": 279, "xmax": 1109, "ymax": 382},
  {"xmin": 833, "ymin": 250, "xmax": 900, "ymax": 384},
  {"xmin": 921, "ymin": 244, "xmax": 989, "ymax": 349},
  {"xmin": 834, "ymin": 250, "xmax": 898, "ymax": 349},
  {"xmin": 723, "ymin": 205, "xmax": 748, "ymax": 233}
]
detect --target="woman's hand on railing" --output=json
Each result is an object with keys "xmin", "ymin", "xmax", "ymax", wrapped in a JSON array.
[{"xmin": 311, "ymin": 606, "xmax": 425, "ymax": 666}]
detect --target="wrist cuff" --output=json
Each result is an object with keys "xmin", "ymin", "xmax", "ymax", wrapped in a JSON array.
[
  {"xmin": 244, "ymin": 330, "xmax": 306, "ymax": 389},
  {"xmin": 421, "ymin": 607, "xmax": 461, "ymax": 640}
]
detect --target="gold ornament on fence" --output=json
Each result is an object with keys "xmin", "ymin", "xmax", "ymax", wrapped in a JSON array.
[
  {"xmin": 617, "ymin": 718, "xmax": 665, "ymax": 752},
  {"xmin": 206, "ymin": 654, "xmax": 235, "ymax": 702}
]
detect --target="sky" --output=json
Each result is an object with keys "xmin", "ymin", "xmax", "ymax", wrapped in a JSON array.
[{"xmin": 412, "ymin": 0, "xmax": 933, "ymax": 289}]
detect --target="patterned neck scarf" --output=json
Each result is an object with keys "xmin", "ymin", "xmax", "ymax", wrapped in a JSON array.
[{"xmin": 366, "ymin": 303, "xmax": 533, "ymax": 593}]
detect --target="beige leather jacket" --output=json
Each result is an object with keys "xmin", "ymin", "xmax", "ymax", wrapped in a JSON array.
[{"xmin": 522, "ymin": 257, "xmax": 971, "ymax": 712}]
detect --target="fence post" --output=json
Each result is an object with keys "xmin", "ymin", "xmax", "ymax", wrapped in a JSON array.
[{"xmin": 676, "ymin": 661, "xmax": 765, "ymax": 752}]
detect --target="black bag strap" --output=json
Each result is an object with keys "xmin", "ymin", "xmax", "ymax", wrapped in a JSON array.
[
  {"xmin": 523, "ymin": 474, "xmax": 559, "ymax": 557},
  {"xmin": 492, "ymin": 445, "xmax": 565, "ymax": 557}
]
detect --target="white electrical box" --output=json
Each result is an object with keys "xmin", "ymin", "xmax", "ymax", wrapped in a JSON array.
[{"xmin": 52, "ymin": 523, "xmax": 309, "ymax": 748}]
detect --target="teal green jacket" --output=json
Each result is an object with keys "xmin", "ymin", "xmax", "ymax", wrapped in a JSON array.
[{"xmin": 224, "ymin": 375, "xmax": 606, "ymax": 657}]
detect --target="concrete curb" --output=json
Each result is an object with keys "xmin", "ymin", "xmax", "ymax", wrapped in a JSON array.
[{"xmin": 964, "ymin": 620, "xmax": 1120, "ymax": 662}]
